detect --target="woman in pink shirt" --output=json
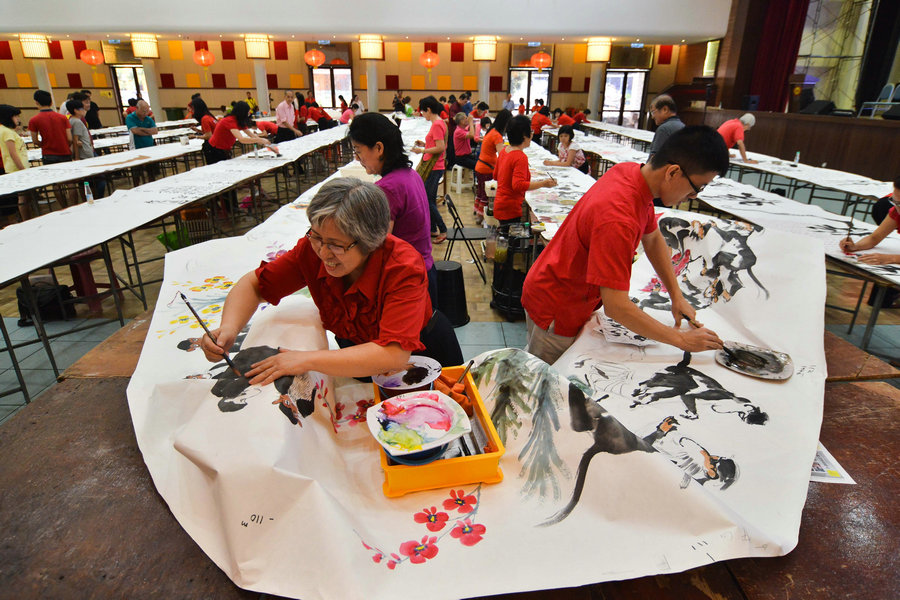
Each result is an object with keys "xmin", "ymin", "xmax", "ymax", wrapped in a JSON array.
[
  {"xmin": 340, "ymin": 104, "xmax": 357, "ymax": 124},
  {"xmin": 411, "ymin": 96, "xmax": 448, "ymax": 242}
]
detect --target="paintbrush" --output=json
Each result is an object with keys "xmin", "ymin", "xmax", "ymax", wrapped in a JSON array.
[
  {"xmin": 682, "ymin": 313, "xmax": 738, "ymax": 360},
  {"xmin": 180, "ymin": 292, "xmax": 241, "ymax": 376}
]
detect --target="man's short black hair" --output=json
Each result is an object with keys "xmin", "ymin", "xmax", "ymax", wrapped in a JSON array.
[
  {"xmin": 506, "ymin": 115, "xmax": 532, "ymax": 145},
  {"xmin": 65, "ymin": 99, "xmax": 84, "ymax": 114},
  {"xmin": 539, "ymin": 106, "xmax": 551, "ymax": 116},
  {"xmin": 79, "ymin": 89, "xmax": 91, "ymax": 96},
  {"xmin": 33, "ymin": 89, "xmax": 53, "ymax": 106},
  {"xmin": 894, "ymin": 175, "xmax": 900, "ymax": 189},
  {"xmin": 649, "ymin": 125, "xmax": 730, "ymax": 177},
  {"xmin": 71, "ymin": 92, "xmax": 88, "ymax": 103},
  {"xmin": 477, "ymin": 101, "xmax": 489, "ymax": 111}
]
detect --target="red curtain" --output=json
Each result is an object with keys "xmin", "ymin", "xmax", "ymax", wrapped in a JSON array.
[{"xmin": 749, "ymin": 0, "xmax": 810, "ymax": 112}]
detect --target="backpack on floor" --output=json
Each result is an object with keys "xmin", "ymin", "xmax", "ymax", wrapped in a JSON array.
[{"xmin": 16, "ymin": 282, "xmax": 76, "ymax": 326}]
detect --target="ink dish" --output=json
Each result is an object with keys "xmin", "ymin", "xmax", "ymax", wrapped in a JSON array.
[
  {"xmin": 715, "ymin": 341, "xmax": 793, "ymax": 380},
  {"xmin": 372, "ymin": 355, "xmax": 442, "ymax": 398}
]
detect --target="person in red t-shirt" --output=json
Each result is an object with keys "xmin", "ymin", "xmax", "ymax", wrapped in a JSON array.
[
  {"xmin": 255, "ymin": 119, "xmax": 278, "ymax": 137},
  {"xmin": 522, "ymin": 126, "xmax": 729, "ymax": 364},
  {"xmin": 717, "ymin": 114, "xmax": 757, "ymax": 164},
  {"xmin": 189, "ymin": 98, "xmax": 218, "ymax": 141},
  {"xmin": 28, "ymin": 89, "xmax": 73, "ymax": 207},
  {"xmin": 200, "ymin": 178, "xmax": 462, "ymax": 382},
  {"xmin": 412, "ymin": 96, "xmax": 449, "ymax": 241},
  {"xmin": 205, "ymin": 101, "xmax": 276, "ymax": 164},
  {"xmin": 518, "ymin": 98, "xmax": 526, "ymax": 115},
  {"xmin": 573, "ymin": 110, "xmax": 590, "ymax": 124},
  {"xmin": 840, "ymin": 176, "xmax": 900, "ymax": 265},
  {"xmin": 493, "ymin": 115, "xmax": 556, "ymax": 225},
  {"xmin": 531, "ymin": 106, "xmax": 553, "ymax": 139},
  {"xmin": 555, "ymin": 108, "xmax": 575, "ymax": 127}
]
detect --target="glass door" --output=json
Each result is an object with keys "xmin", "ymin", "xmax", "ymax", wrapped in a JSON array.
[
  {"xmin": 111, "ymin": 65, "xmax": 149, "ymax": 120},
  {"xmin": 601, "ymin": 70, "xmax": 647, "ymax": 128},
  {"xmin": 509, "ymin": 69, "xmax": 551, "ymax": 109},
  {"xmin": 311, "ymin": 67, "xmax": 353, "ymax": 109}
]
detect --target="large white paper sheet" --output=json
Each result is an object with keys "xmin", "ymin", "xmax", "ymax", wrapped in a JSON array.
[{"xmin": 126, "ymin": 181, "xmax": 827, "ymax": 599}]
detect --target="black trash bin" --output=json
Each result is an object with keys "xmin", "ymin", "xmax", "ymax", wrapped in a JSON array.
[{"xmin": 434, "ymin": 260, "xmax": 470, "ymax": 327}]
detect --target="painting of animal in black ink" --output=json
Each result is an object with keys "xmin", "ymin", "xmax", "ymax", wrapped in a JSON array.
[
  {"xmin": 643, "ymin": 416, "xmax": 738, "ymax": 491},
  {"xmin": 473, "ymin": 349, "xmax": 735, "ymax": 527},
  {"xmin": 631, "ymin": 352, "xmax": 768, "ymax": 424},
  {"xmin": 710, "ymin": 191, "xmax": 778, "ymax": 207},
  {"xmin": 201, "ymin": 345, "xmax": 315, "ymax": 426},
  {"xmin": 596, "ymin": 313, "xmax": 654, "ymax": 347},
  {"xmin": 544, "ymin": 386, "xmax": 738, "ymax": 525},
  {"xmin": 639, "ymin": 217, "xmax": 768, "ymax": 311}
]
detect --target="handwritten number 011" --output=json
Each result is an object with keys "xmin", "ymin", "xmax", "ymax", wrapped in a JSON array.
[{"xmin": 241, "ymin": 514, "xmax": 274, "ymax": 527}]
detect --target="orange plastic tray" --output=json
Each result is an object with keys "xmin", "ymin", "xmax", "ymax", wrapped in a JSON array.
[{"xmin": 373, "ymin": 365, "xmax": 505, "ymax": 498}]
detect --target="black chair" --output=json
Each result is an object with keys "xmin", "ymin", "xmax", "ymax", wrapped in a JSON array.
[{"xmin": 443, "ymin": 196, "xmax": 488, "ymax": 283}]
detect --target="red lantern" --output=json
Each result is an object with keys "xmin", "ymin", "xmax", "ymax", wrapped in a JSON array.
[
  {"xmin": 530, "ymin": 51, "xmax": 551, "ymax": 71},
  {"xmin": 305, "ymin": 49, "xmax": 326, "ymax": 68},
  {"xmin": 419, "ymin": 50, "xmax": 439, "ymax": 82},
  {"xmin": 330, "ymin": 58, "xmax": 347, "ymax": 65},
  {"xmin": 192, "ymin": 49, "xmax": 215, "ymax": 82},
  {"xmin": 79, "ymin": 49, "xmax": 104, "ymax": 70},
  {"xmin": 193, "ymin": 49, "xmax": 215, "ymax": 68}
]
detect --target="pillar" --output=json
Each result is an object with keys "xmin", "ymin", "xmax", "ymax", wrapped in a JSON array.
[
  {"xmin": 253, "ymin": 59, "xmax": 270, "ymax": 114},
  {"xmin": 140, "ymin": 59, "xmax": 163, "ymax": 121},
  {"xmin": 32, "ymin": 60, "xmax": 54, "ymax": 107},
  {"xmin": 366, "ymin": 60, "xmax": 378, "ymax": 113},
  {"xmin": 586, "ymin": 62, "xmax": 606, "ymax": 118},
  {"xmin": 478, "ymin": 62, "xmax": 490, "ymax": 104}
]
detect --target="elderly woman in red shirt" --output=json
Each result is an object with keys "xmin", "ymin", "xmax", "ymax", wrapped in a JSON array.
[{"xmin": 200, "ymin": 178, "xmax": 463, "ymax": 383}]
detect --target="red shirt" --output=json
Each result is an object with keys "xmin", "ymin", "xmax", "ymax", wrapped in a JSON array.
[
  {"xmin": 208, "ymin": 115, "xmax": 243, "ymax": 150},
  {"xmin": 531, "ymin": 113, "xmax": 552, "ymax": 136},
  {"xmin": 254, "ymin": 235, "xmax": 430, "ymax": 351},
  {"xmin": 28, "ymin": 109, "xmax": 72, "ymax": 157},
  {"xmin": 573, "ymin": 112, "xmax": 589, "ymax": 124},
  {"xmin": 717, "ymin": 119, "xmax": 745, "ymax": 149},
  {"xmin": 256, "ymin": 120, "xmax": 278, "ymax": 135},
  {"xmin": 425, "ymin": 119, "xmax": 447, "ymax": 170},
  {"xmin": 889, "ymin": 206, "xmax": 900, "ymax": 233},
  {"xmin": 444, "ymin": 103, "xmax": 451, "ymax": 114},
  {"xmin": 475, "ymin": 129, "xmax": 503, "ymax": 175},
  {"xmin": 308, "ymin": 107, "xmax": 322, "ymax": 122},
  {"xmin": 518, "ymin": 104, "xmax": 526, "ymax": 115},
  {"xmin": 200, "ymin": 114, "xmax": 217, "ymax": 135},
  {"xmin": 530, "ymin": 105, "xmax": 540, "ymax": 114},
  {"xmin": 453, "ymin": 126, "xmax": 472, "ymax": 156},
  {"xmin": 522, "ymin": 162, "xmax": 658, "ymax": 337},
  {"xmin": 493, "ymin": 148, "xmax": 530, "ymax": 220},
  {"xmin": 557, "ymin": 113, "xmax": 575, "ymax": 126}
]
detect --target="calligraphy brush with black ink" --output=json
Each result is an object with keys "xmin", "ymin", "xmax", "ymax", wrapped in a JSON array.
[
  {"xmin": 180, "ymin": 292, "xmax": 241, "ymax": 376},
  {"xmin": 682, "ymin": 313, "xmax": 739, "ymax": 360}
]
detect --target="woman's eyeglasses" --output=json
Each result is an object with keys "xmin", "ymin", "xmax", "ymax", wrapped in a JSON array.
[{"xmin": 306, "ymin": 228, "xmax": 358, "ymax": 256}]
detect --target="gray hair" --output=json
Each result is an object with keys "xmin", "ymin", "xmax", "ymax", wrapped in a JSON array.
[
  {"xmin": 739, "ymin": 113, "xmax": 756, "ymax": 127},
  {"xmin": 454, "ymin": 112, "xmax": 468, "ymax": 125},
  {"xmin": 306, "ymin": 178, "xmax": 390, "ymax": 254}
]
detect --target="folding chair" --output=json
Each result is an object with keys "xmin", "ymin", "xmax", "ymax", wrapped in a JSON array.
[{"xmin": 443, "ymin": 196, "xmax": 488, "ymax": 283}]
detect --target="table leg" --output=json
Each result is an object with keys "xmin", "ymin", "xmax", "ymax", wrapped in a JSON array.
[
  {"xmin": 860, "ymin": 285, "xmax": 886, "ymax": 351},
  {"xmin": 0, "ymin": 312, "xmax": 30, "ymax": 403},
  {"xmin": 19, "ymin": 276, "xmax": 60, "ymax": 377}
]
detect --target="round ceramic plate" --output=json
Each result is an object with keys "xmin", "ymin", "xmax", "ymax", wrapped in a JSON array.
[
  {"xmin": 371, "ymin": 355, "xmax": 442, "ymax": 393},
  {"xmin": 715, "ymin": 341, "xmax": 793, "ymax": 380},
  {"xmin": 366, "ymin": 390, "xmax": 471, "ymax": 457}
]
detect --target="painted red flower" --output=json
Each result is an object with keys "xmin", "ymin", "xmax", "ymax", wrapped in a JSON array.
[
  {"xmin": 450, "ymin": 518, "xmax": 486, "ymax": 546},
  {"xmin": 399, "ymin": 536, "xmax": 439, "ymax": 564},
  {"xmin": 356, "ymin": 399, "xmax": 374, "ymax": 410},
  {"xmin": 348, "ymin": 411, "xmax": 367, "ymax": 426},
  {"xmin": 333, "ymin": 402, "xmax": 345, "ymax": 420},
  {"xmin": 413, "ymin": 506, "xmax": 449, "ymax": 532},
  {"xmin": 442, "ymin": 489, "xmax": 477, "ymax": 513},
  {"xmin": 372, "ymin": 552, "xmax": 383, "ymax": 563}
]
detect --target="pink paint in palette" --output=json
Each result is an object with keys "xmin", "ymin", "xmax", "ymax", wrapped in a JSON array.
[{"xmin": 367, "ymin": 391, "xmax": 471, "ymax": 457}]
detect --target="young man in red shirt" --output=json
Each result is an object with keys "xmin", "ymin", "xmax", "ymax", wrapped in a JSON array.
[
  {"xmin": 522, "ymin": 126, "xmax": 729, "ymax": 364},
  {"xmin": 555, "ymin": 108, "xmax": 575, "ymax": 127},
  {"xmin": 573, "ymin": 109, "xmax": 590, "ymax": 124},
  {"xmin": 28, "ymin": 89, "xmax": 74, "ymax": 207}
]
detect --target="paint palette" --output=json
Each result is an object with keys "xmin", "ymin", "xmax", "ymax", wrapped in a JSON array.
[
  {"xmin": 367, "ymin": 390, "xmax": 471, "ymax": 458},
  {"xmin": 715, "ymin": 341, "xmax": 793, "ymax": 380},
  {"xmin": 371, "ymin": 355, "xmax": 442, "ymax": 398},
  {"xmin": 373, "ymin": 365, "xmax": 506, "ymax": 497}
]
